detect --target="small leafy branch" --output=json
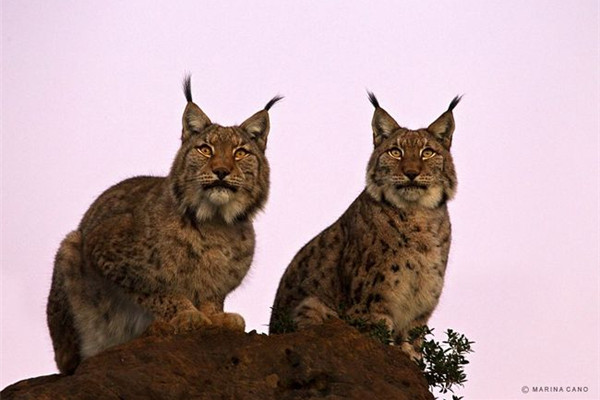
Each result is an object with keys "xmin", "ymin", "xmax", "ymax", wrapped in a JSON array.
[{"xmin": 408, "ymin": 326, "xmax": 475, "ymax": 400}]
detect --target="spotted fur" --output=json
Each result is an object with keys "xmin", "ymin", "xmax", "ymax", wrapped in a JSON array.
[
  {"xmin": 270, "ymin": 94, "xmax": 460, "ymax": 359},
  {"xmin": 47, "ymin": 76, "xmax": 281, "ymax": 374}
]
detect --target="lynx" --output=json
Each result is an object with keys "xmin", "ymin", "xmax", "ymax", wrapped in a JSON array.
[
  {"xmin": 270, "ymin": 93, "xmax": 460, "ymax": 358},
  {"xmin": 47, "ymin": 76, "xmax": 282, "ymax": 374}
]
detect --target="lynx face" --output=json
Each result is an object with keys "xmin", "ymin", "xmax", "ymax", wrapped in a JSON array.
[
  {"xmin": 366, "ymin": 94, "xmax": 460, "ymax": 209},
  {"xmin": 367, "ymin": 129, "xmax": 456, "ymax": 209},
  {"xmin": 170, "ymin": 77, "xmax": 281, "ymax": 224},
  {"xmin": 172, "ymin": 125, "xmax": 269, "ymax": 224}
]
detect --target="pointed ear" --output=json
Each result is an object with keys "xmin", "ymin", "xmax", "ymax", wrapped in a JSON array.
[
  {"xmin": 427, "ymin": 95, "xmax": 462, "ymax": 149},
  {"xmin": 240, "ymin": 110, "xmax": 270, "ymax": 151},
  {"xmin": 182, "ymin": 102, "xmax": 211, "ymax": 141},
  {"xmin": 181, "ymin": 75, "xmax": 211, "ymax": 141},
  {"xmin": 368, "ymin": 92, "xmax": 401, "ymax": 146},
  {"xmin": 240, "ymin": 95, "xmax": 283, "ymax": 152},
  {"xmin": 372, "ymin": 108, "xmax": 401, "ymax": 146}
]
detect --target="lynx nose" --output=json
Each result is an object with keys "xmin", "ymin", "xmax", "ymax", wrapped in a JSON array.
[
  {"xmin": 213, "ymin": 168, "xmax": 230, "ymax": 180},
  {"xmin": 404, "ymin": 170, "xmax": 419, "ymax": 181}
]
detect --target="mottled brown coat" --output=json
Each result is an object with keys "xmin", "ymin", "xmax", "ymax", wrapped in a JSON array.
[
  {"xmin": 47, "ymin": 76, "xmax": 281, "ymax": 374},
  {"xmin": 270, "ymin": 94, "xmax": 460, "ymax": 358}
]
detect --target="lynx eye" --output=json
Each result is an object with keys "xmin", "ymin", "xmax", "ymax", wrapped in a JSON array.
[
  {"xmin": 196, "ymin": 145, "xmax": 213, "ymax": 157},
  {"xmin": 388, "ymin": 148, "xmax": 403, "ymax": 159},
  {"xmin": 234, "ymin": 148, "xmax": 249, "ymax": 161},
  {"xmin": 421, "ymin": 148, "xmax": 436, "ymax": 160}
]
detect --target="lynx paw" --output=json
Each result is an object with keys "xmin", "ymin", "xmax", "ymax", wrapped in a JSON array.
[
  {"xmin": 366, "ymin": 313, "xmax": 395, "ymax": 332},
  {"xmin": 293, "ymin": 296, "xmax": 339, "ymax": 329},
  {"xmin": 169, "ymin": 310, "xmax": 212, "ymax": 333},
  {"xmin": 209, "ymin": 312, "xmax": 245, "ymax": 332}
]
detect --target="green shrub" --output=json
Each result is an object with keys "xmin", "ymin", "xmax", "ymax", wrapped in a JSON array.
[{"xmin": 408, "ymin": 326, "xmax": 474, "ymax": 400}]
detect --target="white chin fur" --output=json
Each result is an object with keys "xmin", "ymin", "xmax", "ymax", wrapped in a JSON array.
[
  {"xmin": 368, "ymin": 182, "xmax": 445, "ymax": 209},
  {"xmin": 207, "ymin": 188, "xmax": 233, "ymax": 206},
  {"xmin": 194, "ymin": 190, "xmax": 248, "ymax": 224}
]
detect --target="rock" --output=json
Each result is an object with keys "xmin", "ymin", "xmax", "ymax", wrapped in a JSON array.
[{"xmin": 1, "ymin": 320, "xmax": 433, "ymax": 399}]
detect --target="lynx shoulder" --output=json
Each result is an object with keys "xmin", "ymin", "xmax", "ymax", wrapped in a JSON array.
[
  {"xmin": 47, "ymin": 76, "xmax": 281, "ymax": 374},
  {"xmin": 270, "ymin": 93, "xmax": 460, "ymax": 359}
]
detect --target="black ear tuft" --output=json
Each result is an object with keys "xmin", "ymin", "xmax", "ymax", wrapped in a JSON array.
[
  {"xmin": 367, "ymin": 91, "xmax": 380, "ymax": 109},
  {"xmin": 264, "ymin": 95, "xmax": 284, "ymax": 111},
  {"xmin": 447, "ymin": 95, "xmax": 463, "ymax": 112},
  {"xmin": 183, "ymin": 74, "xmax": 193, "ymax": 103}
]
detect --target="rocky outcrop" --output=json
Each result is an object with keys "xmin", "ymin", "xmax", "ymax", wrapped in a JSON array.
[{"xmin": 2, "ymin": 320, "xmax": 433, "ymax": 399}]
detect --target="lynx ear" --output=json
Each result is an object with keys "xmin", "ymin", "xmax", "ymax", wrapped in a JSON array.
[
  {"xmin": 427, "ymin": 95, "xmax": 462, "ymax": 149},
  {"xmin": 240, "ymin": 95, "xmax": 283, "ymax": 152},
  {"xmin": 368, "ymin": 92, "xmax": 401, "ymax": 146},
  {"xmin": 181, "ymin": 75, "xmax": 212, "ymax": 141}
]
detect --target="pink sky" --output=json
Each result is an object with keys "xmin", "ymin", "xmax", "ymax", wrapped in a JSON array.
[{"xmin": 2, "ymin": 1, "xmax": 598, "ymax": 398}]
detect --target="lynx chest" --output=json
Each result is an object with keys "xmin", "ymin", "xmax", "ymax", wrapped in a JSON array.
[
  {"xmin": 156, "ymin": 221, "xmax": 256, "ymax": 303},
  {"xmin": 344, "ymin": 201, "xmax": 451, "ymax": 320}
]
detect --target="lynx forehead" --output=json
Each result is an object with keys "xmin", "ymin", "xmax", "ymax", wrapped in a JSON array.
[{"xmin": 270, "ymin": 92, "xmax": 460, "ymax": 360}]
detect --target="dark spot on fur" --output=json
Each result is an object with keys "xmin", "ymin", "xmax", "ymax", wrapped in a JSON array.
[
  {"xmin": 298, "ymin": 305, "xmax": 312, "ymax": 313},
  {"xmin": 185, "ymin": 242, "xmax": 200, "ymax": 262},
  {"xmin": 399, "ymin": 233, "xmax": 410, "ymax": 246},
  {"xmin": 365, "ymin": 293, "xmax": 383, "ymax": 309},
  {"xmin": 386, "ymin": 217, "xmax": 397, "ymax": 230},
  {"xmin": 353, "ymin": 283, "xmax": 363, "ymax": 303},
  {"xmin": 406, "ymin": 261, "xmax": 414, "ymax": 270},
  {"xmin": 437, "ymin": 191, "xmax": 449, "ymax": 208},
  {"xmin": 184, "ymin": 207, "xmax": 198, "ymax": 229},
  {"xmin": 365, "ymin": 294, "xmax": 374, "ymax": 309},
  {"xmin": 397, "ymin": 210, "xmax": 407, "ymax": 222},
  {"xmin": 391, "ymin": 264, "xmax": 400, "ymax": 272},
  {"xmin": 365, "ymin": 253, "xmax": 376, "ymax": 272},
  {"xmin": 298, "ymin": 265, "xmax": 309, "ymax": 282},
  {"xmin": 379, "ymin": 239, "xmax": 390, "ymax": 253},
  {"xmin": 148, "ymin": 249, "xmax": 161, "ymax": 269},
  {"xmin": 172, "ymin": 183, "xmax": 184, "ymax": 204},
  {"xmin": 373, "ymin": 236, "xmax": 381, "ymax": 248}
]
